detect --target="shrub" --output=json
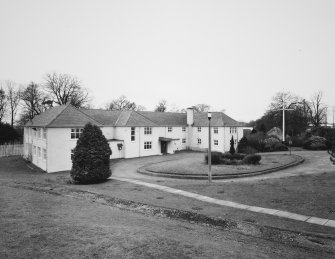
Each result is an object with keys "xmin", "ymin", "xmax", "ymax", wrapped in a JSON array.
[
  {"xmin": 70, "ymin": 123, "xmax": 112, "ymax": 184},
  {"xmin": 246, "ymin": 132, "xmax": 266, "ymax": 152},
  {"xmin": 205, "ymin": 151, "xmax": 222, "ymax": 165},
  {"xmin": 264, "ymin": 137, "xmax": 280, "ymax": 151},
  {"xmin": 222, "ymin": 152, "xmax": 233, "ymax": 160},
  {"xmin": 273, "ymin": 142, "xmax": 288, "ymax": 151},
  {"xmin": 220, "ymin": 159, "xmax": 242, "ymax": 165},
  {"xmin": 0, "ymin": 122, "xmax": 20, "ymax": 145},
  {"xmin": 237, "ymin": 136, "xmax": 248, "ymax": 153},
  {"xmin": 222, "ymin": 152, "xmax": 246, "ymax": 160},
  {"xmin": 243, "ymin": 146, "xmax": 258, "ymax": 154},
  {"xmin": 303, "ymin": 136, "xmax": 327, "ymax": 150},
  {"xmin": 242, "ymin": 154, "xmax": 262, "ymax": 165},
  {"xmin": 229, "ymin": 136, "xmax": 236, "ymax": 155}
]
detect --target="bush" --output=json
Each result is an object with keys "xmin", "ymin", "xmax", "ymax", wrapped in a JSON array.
[
  {"xmin": 243, "ymin": 146, "xmax": 258, "ymax": 154},
  {"xmin": 205, "ymin": 151, "xmax": 222, "ymax": 165},
  {"xmin": 220, "ymin": 159, "xmax": 242, "ymax": 165},
  {"xmin": 229, "ymin": 136, "xmax": 236, "ymax": 155},
  {"xmin": 222, "ymin": 152, "xmax": 246, "ymax": 160},
  {"xmin": 303, "ymin": 136, "xmax": 327, "ymax": 150},
  {"xmin": 237, "ymin": 136, "xmax": 248, "ymax": 153},
  {"xmin": 264, "ymin": 137, "xmax": 280, "ymax": 152},
  {"xmin": 70, "ymin": 123, "xmax": 112, "ymax": 184},
  {"xmin": 246, "ymin": 132, "xmax": 266, "ymax": 152},
  {"xmin": 242, "ymin": 154, "xmax": 262, "ymax": 165},
  {"xmin": 273, "ymin": 142, "xmax": 288, "ymax": 151},
  {"xmin": 0, "ymin": 122, "xmax": 20, "ymax": 144}
]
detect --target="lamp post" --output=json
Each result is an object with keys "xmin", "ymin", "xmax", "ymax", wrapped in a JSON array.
[{"xmin": 208, "ymin": 112, "xmax": 212, "ymax": 184}]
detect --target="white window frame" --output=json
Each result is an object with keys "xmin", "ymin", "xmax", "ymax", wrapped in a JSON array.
[
  {"xmin": 230, "ymin": 127, "xmax": 237, "ymax": 134},
  {"xmin": 144, "ymin": 141, "xmax": 152, "ymax": 150},
  {"xmin": 214, "ymin": 127, "xmax": 218, "ymax": 134},
  {"xmin": 214, "ymin": 140, "xmax": 218, "ymax": 146},
  {"xmin": 182, "ymin": 127, "xmax": 186, "ymax": 132},
  {"xmin": 198, "ymin": 127, "xmax": 201, "ymax": 132},
  {"xmin": 43, "ymin": 148, "xmax": 47, "ymax": 160},
  {"xmin": 71, "ymin": 128, "xmax": 83, "ymax": 139},
  {"xmin": 197, "ymin": 138, "xmax": 201, "ymax": 144},
  {"xmin": 38, "ymin": 147, "xmax": 41, "ymax": 158},
  {"xmin": 131, "ymin": 127, "xmax": 135, "ymax": 141},
  {"xmin": 144, "ymin": 127, "xmax": 152, "ymax": 135},
  {"xmin": 182, "ymin": 138, "xmax": 186, "ymax": 144},
  {"xmin": 38, "ymin": 128, "xmax": 42, "ymax": 139},
  {"xmin": 33, "ymin": 145, "xmax": 36, "ymax": 156},
  {"xmin": 168, "ymin": 127, "xmax": 172, "ymax": 132}
]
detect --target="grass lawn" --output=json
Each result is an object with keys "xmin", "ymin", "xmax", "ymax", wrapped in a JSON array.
[
  {"xmin": 145, "ymin": 153, "xmax": 299, "ymax": 175},
  {"xmin": 3, "ymin": 157, "xmax": 335, "ymax": 257}
]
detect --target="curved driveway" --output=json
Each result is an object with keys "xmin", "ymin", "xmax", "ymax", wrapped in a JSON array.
[{"xmin": 111, "ymin": 150, "xmax": 334, "ymax": 184}]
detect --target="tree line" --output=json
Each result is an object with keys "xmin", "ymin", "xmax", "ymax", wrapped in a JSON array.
[{"xmin": 247, "ymin": 91, "xmax": 330, "ymax": 136}]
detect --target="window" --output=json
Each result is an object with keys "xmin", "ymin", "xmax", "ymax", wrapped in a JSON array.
[
  {"xmin": 168, "ymin": 127, "xmax": 172, "ymax": 132},
  {"xmin": 38, "ymin": 147, "xmax": 41, "ymax": 157},
  {"xmin": 214, "ymin": 140, "xmax": 218, "ymax": 146},
  {"xmin": 214, "ymin": 127, "xmax": 218, "ymax": 134},
  {"xmin": 197, "ymin": 127, "xmax": 201, "ymax": 132},
  {"xmin": 33, "ymin": 146, "xmax": 36, "ymax": 155},
  {"xmin": 182, "ymin": 138, "xmax": 186, "ymax": 144},
  {"xmin": 144, "ymin": 141, "xmax": 152, "ymax": 150},
  {"xmin": 42, "ymin": 128, "xmax": 46, "ymax": 139},
  {"xmin": 38, "ymin": 128, "xmax": 42, "ymax": 139},
  {"xmin": 230, "ymin": 127, "xmax": 237, "ymax": 134},
  {"xmin": 33, "ymin": 129, "xmax": 37, "ymax": 138},
  {"xmin": 182, "ymin": 127, "xmax": 186, "ymax": 132},
  {"xmin": 234, "ymin": 139, "xmax": 237, "ymax": 145},
  {"xmin": 43, "ymin": 149, "xmax": 47, "ymax": 160},
  {"xmin": 71, "ymin": 128, "xmax": 83, "ymax": 139},
  {"xmin": 131, "ymin": 127, "xmax": 135, "ymax": 141},
  {"xmin": 197, "ymin": 138, "xmax": 201, "ymax": 144},
  {"xmin": 144, "ymin": 127, "xmax": 152, "ymax": 135}
]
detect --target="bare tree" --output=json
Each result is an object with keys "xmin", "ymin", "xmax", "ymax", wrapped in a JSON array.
[
  {"xmin": 306, "ymin": 91, "xmax": 328, "ymax": 128},
  {"xmin": 44, "ymin": 72, "xmax": 90, "ymax": 108},
  {"xmin": 106, "ymin": 95, "xmax": 145, "ymax": 111},
  {"xmin": 193, "ymin": 103, "xmax": 211, "ymax": 112},
  {"xmin": 0, "ymin": 86, "xmax": 7, "ymax": 122},
  {"xmin": 154, "ymin": 99, "xmax": 167, "ymax": 112},
  {"xmin": 6, "ymin": 81, "xmax": 21, "ymax": 126},
  {"xmin": 20, "ymin": 82, "xmax": 47, "ymax": 123}
]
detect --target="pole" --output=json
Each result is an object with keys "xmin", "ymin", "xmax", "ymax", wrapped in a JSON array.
[
  {"xmin": 282, "ymin": 99, "xmax": 285, "ymax": 142},
  {"xmin": 208, "ymin": 119, "xmax": 212, "ymax": 184}
]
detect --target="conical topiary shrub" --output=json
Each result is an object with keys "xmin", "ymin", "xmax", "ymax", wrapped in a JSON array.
[
  {"xmin": 70, "ymin": 123, "xmax": 112, "ymax": 184},
  {"xmin": 230, "ymin": 135, "xmax": 236, "ymax": 155}
]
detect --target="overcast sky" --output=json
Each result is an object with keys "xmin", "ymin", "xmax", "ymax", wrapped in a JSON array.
[{"xmin": 1, "ymin": 0, "xmax": 334, "ymax": 122}]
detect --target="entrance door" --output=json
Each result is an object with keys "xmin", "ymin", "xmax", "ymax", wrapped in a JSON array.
[{"xmin": 161, "ymin": 141, "xmax": 167, "ymax": 154}]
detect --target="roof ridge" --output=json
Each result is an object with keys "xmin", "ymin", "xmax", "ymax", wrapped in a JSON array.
[
  {"xmin": 74, "ymin": 106, "xmax": 103, "ymax": 126},
  {"xmin": 134, "ymin": 110, "xmax": 158, "ymax": 126},
  {"xmin": 114, "ymin": 111, "xmax": 123, "ymax": 126},
  {"xmin": 45, "ymin": 105, "xmax": 68, "ymax": 127}
]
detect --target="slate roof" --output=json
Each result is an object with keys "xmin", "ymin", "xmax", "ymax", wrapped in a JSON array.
[{"xmin": 25, "ymin": 105, "xmax": 241, "ymax": 128}]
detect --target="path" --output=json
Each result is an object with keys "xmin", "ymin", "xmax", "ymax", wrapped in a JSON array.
[{"xmin": 111, "ymin": 150, "xmax": 335, "ymax": 228}]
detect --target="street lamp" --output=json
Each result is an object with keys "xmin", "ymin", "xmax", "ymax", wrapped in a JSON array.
[{"xmin": 208, "ymin": 111, "xmax": 212, "ymax": 184}]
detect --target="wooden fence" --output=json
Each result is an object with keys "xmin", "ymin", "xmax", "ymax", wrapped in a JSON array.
[{"xmin": 0, "ymin": 144, "xmax": 24, "ymax": 157}]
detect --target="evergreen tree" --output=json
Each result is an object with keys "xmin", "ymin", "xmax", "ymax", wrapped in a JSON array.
[
  {"xmin": 237, "ymin": 136, "xmax": 248, "ymax": 153},
  {"xmin": 71, "ymin": 123, "xmax": 112, "ymax": 184},
  {"xmin": 230, "ymin": 136, "xmax": 236, "ymax": 155}
]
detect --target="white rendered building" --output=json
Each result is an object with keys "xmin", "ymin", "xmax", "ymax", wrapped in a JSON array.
[{"xmin": 23, "ymin": 105, "xmax": 244, "ymax": 173}]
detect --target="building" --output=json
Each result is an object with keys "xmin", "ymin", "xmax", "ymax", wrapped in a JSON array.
[{"xmin": 23, "ymin": 105, "xmax": 244, "ymax": 173}]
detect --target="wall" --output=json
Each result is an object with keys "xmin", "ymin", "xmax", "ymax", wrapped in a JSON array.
[
  {"xmin": 188, "ymin": 126, "xmax": 244, "ymax": 153},
  {"xmin": 24, "ymin": 127, "xmax": 47, "ymax": 171},
  {"xmin": 114, "ymin": 126, "xmax": 187, "ymax": 158}
]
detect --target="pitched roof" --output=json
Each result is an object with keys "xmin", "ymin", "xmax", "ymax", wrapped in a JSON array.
[
  {"xmin": 25, "ymin": 105, "xmax": 102, "ymax": 127},
  {"xmin": 193, "ymin": 112, "xmax": 240, "ymax": 127},
  {"xmin": 25, "ymin": 105, "xmax": 241, "ymax": 128}
]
